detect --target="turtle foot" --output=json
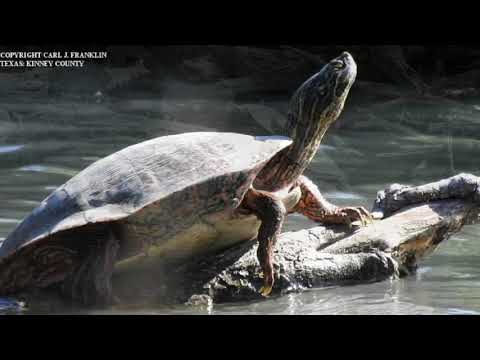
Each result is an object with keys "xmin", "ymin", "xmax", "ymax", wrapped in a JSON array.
[
  {"xmin": 259, "ymin": 285, "xmax": 273, "ymax": 297},
  {"xmin": 258, "ymin": 269, "xmax": 274, "ymax": 297},
  {"xmin": 336, "ymin": 206, "xmax": 374, "ymax": 229}
]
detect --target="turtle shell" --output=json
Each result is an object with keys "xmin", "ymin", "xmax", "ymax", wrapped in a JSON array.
[{"xmin": 0, "ymin": 132, "xmax": 291, "ymax": 260}]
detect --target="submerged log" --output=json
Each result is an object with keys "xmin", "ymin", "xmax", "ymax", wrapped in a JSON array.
[{"xmin": 110, "ymin": 173, "xmax": 480, "ymax": 306}]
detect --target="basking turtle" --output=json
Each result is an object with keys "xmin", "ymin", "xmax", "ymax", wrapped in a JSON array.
[{"xmin": 0, "ymin": 52, "xmax": 370, "ymax": 305}]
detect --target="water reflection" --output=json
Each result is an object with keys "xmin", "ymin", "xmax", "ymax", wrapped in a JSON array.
[{"xmin": 0, "ymin": 145, "xmax": 24, "ymax": 154}]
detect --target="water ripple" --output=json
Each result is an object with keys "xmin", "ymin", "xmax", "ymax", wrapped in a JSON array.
[
  {"xmin": 0, "ymin": 145, "xmax": 24, "ymax": 154},
  {"xmin": 19, "ymin": 164, "xmax": 46, "ymax": 172},
  {"xmin": 447, "ymin": 308, "xmax": 480, "ymax": 315},
  {"xmin": 325, "ymin": 191, "xmax": 366, "ymax": 200},
  {"xmin": 19, "ymin": 164, "xmax": 78, "ymax": 177},
  {"xmin": 0, "ymin": 298, "xmax": 26, "ymax": 314},
  {"xmin": 0, "ymin": 218, "xmax": 20, "ymax": 224}
]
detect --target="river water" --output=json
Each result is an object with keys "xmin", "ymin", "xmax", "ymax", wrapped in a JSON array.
[{"xmin": 1, "ymin": 79, "xmax": 480, "ymax": 315}]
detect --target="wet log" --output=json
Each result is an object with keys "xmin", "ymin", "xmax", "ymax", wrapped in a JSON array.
[{"xmin": 111, "ymin": 173, "xmax": 480, "ymax": 306}]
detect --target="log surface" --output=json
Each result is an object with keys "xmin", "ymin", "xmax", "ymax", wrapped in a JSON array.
[{"xmin": 112, "ymin": 174, "xmax": 480, "ymax": 305}]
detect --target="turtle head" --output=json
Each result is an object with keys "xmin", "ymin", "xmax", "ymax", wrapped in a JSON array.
[
  {"xmin": 254, "ymin": 52, "xmax": 357, "ymax": 191},
  {"xmin": 286, "ymin": 51, "xmax": 357, "ymax": 141}
]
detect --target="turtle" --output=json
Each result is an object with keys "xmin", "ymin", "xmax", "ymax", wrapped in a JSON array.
[{"xmin": 0, "ymin": 51, "xmax": 371, "ymax": 306}]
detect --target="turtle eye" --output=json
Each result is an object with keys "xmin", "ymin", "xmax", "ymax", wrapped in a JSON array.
[{"xmin": 331, "ymin": 60, "xmax": 345, "ymax": 70}]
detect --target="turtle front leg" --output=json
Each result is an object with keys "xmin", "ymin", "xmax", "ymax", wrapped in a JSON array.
[
  {"xmin": 61, "ymin": 225, "xmax": 120, "ymax": 307},
  {"xmin": 292, "ymin": 175, "xmax": 372, "ymax": 228},
  {"xmin": 242, "ymin": 188, "xmax": 286, "ymax": 297}
]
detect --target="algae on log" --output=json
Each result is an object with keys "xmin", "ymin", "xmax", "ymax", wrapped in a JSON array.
[{"xmin": 112, "ymin": 173, "xmax": 480, "ymax": 306}]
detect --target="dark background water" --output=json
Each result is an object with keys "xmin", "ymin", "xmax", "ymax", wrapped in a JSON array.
[{"xmin": 1, "ymin": 45, "xmax": 480, "ymax": 314}]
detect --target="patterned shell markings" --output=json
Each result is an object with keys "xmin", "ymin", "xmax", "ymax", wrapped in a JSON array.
[{"xmin": 0, "ymin": 132, "xmax": 292, "ymax": 259}]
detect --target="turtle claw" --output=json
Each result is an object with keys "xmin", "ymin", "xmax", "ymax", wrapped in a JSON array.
[
  {"xmin": 350, "ymin": 220, "xmax": 364, "ymax": 231},
  {"xmin": 371, "ymin": 211, "xmax": 384, "ymax": 220},
  {"xmin": 356, "ymin": 206, "xmax": 374, "ymax": 225},
  {"xmin": 338, "ymin": 206, "xmax": 374, "ymax": 229},
  {"xmin": 258, "ymin": 270, "xmax": 274, "ymax": 297},
  {"xmin": 259, "ymin": 285, "xmax": 273, "ymax": 297}
]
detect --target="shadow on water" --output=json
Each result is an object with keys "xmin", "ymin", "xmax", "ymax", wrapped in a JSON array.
[{"xmin": 1, "ymin": 77, "xmax": 480, "ymax": 314}]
